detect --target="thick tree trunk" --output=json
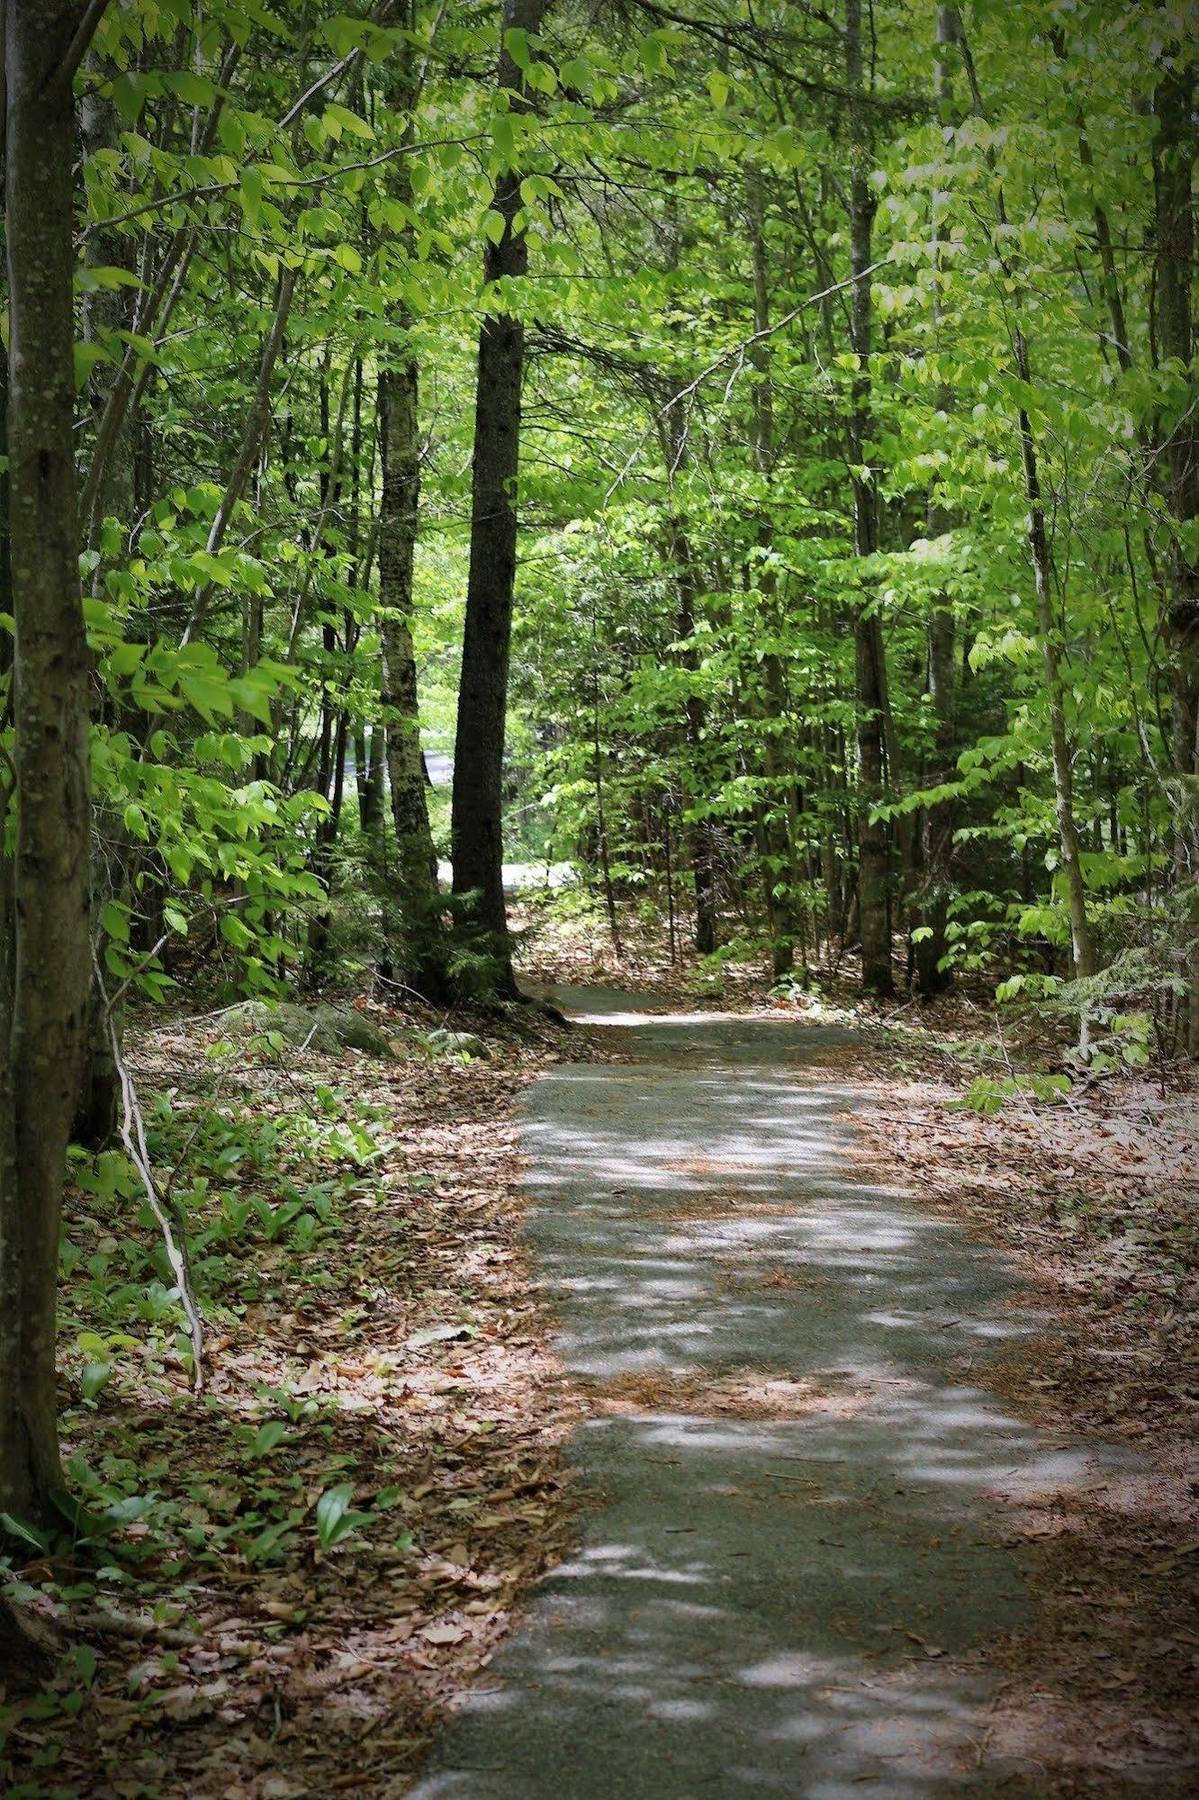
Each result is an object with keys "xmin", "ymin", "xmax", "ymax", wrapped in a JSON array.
[
  {"xmin": 1152, "ymin": 56, "xmax": 1199, "ymax": 1052},
  {"xmin": 450, "ymin": 0, "xmax": 548, "ymax": 995},
  {"xmin": 75, "ymin": 64, "xmax": 134, "ymax": 1149},
  {"xmin": 80, "ymin": 73, "xmax": 136, "ymax": 533},
  {"xmin": 0, "ymin": 0, "xmax": 99, "ymax": 1523},
  {"xmin": 845, "ymin": 0, "xmax": 894, "ymax": 996}
]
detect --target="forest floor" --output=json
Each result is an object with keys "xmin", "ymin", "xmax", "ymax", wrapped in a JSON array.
[
  {"xmin": 1, "ymin": 909, "xmax": 1196, "ymax": 1795},
  {"xmin": 1, "ymin": 998, "xmax": 587, "ymax": 1797}
]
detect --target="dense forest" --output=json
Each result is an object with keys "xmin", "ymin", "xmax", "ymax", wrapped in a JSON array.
[{"xmin": 0, "ymin": 0, "xmax": 1196, "ymax": 1792}]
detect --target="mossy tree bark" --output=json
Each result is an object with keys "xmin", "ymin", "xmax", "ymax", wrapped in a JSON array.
[{"xmin": 0, "ymin": 0, "xmax": 101, "ymax": 1524}]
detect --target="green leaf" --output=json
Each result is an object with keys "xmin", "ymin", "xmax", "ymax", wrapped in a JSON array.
[
  {"xmin": 163, "ymin": 70, "xmax": 218, "ymax": 106},
  {"xmin": 504, "ymin": 26, "xmax": 531, "ymax": 72},
  {"xmin": 74, "ymin": 340, "xmax": 113, "ymax": 388},
  {"xmin": 321, "ymin": 14, "xmax": 366, "ymax": 56},
  {"xmin": 251, "ymin": 1419, "xmax": 288, "ymax": 1456},
  {"xmin": 314, "ymin": 1481, "xmax": 367, "ymax": 1549},
  {"xmin": 324, "ymin": 102, "xmax": 374, "ymax": 140},
  {"xmin": 112, "ymin": 73, "xmax": 150, "ymax": 125},
  {"xmin": 102, "ymin": 899, "xmax": 130, "ymax": 943},
  {"xmin": 105, "ymin": 641, "xmax": 146, "ymax": 679},
  {"xmin": 1, "ymin": 1512, "xmax": 52, "ymax": 1552},
  {"xmin": 81, "ymin": 1362, "xmax": 113, "ymax": 1402},
  {"xmin": 220, "ymin": 914, "xmax": 255, "ymax": 952}
]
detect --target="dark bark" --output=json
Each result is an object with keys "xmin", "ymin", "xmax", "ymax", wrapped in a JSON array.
[
  {"xmin": 913, "ymin": 4, "xmax": 961, "ymax": 999},
  {"xmin": 450, "ymin": 0, "xmax": 549, "ymax": 995},
  {"xmin": 0, "ymin": 0, "xmax": 99, "ymax": 1523},
  {"xmin": 75, "ymin": 57, "xmax": 135, "ymax": 1149},
  {"xmin": 914, "ymin": 499, "xmax": 958, "ymax": 997},
  {"xmin": 845, "ymin": 0, "xmax": 894, "ymax": 996},
  {"xmin": 379, "ymin": 345, "xmax": 445, "ymax": 995},
  {"xmin": 357, "ymin": 727, "xmax": 386, "ymax": 834},
  {"xmin": 1152, "ymin": 52, "xmax": 1199, "ymax": 1050},
  {"xmin": 377, "ymin": 26, "xmax": 446, "ymax": 999},
  {"xmin": 80, "ymin": 69, "xmax": 136, "ymax": 533},
  {"xmin": 305, "ymin": 360, "xmax": 352, "ymax": 981},
  {"xmin": 668, "ymin": 502, "xmax": 720, "ymax": 957},
  {"xmin": 961, "ymin": 9, "xmax": 1095, "ymax": 1003},
  {"xmin": 746, "ymin": 167, "xmax": 801, "ymax": 979}
]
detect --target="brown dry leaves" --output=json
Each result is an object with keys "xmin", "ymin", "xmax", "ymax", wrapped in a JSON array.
[
  {"xmin": 1, "ymin": 1007, "xmax": 582, "ymax": 1799},
  {"xmin": 579, "ymin": 1364, "xmax": 917, "ymax": 1422},
  {"xmin": 847, "ymin": 1046, "xmax": 1199, "ymax": 1792}
]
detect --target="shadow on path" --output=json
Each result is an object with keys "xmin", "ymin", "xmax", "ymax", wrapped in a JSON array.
[{"xmin": 410, "ymin": 991, "xmax": 1139, "ymax": 1797}]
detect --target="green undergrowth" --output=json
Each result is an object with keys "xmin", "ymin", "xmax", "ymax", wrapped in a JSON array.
[{"xmin": 0, "ymin": 1019, "xmax": 492, "ymax": 1785}]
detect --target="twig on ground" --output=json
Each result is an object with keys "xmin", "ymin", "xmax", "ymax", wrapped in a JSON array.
[{"xmin": 96, "ymin": 952, "xmax": 206, "ymax": 1389}]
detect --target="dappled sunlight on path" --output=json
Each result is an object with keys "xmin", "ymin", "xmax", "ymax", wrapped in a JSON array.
[{"xmin": 411, "ymin": 993, "xmax": 1139, "ymax": 1796}]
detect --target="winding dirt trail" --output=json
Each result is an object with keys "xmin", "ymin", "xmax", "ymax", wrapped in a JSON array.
[{"xmin": 412, "ymin": 990, "xmax": 1137, "ymax": 1797}]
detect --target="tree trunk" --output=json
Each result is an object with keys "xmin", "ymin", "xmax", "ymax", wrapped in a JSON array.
[
  {"xmin": 747, "ymin": 166, "xmax": 801, "ymax": 979},
  {"xmin": 0, "ymin": 0, "xmax": 99, "ymax": 1524},
  {"xmin": 914, "ymin": 511, "xmax": 958, "ymax": 997},
  {"xmin": 379, "ymin": 347, "xmax": 445, "ymax": 996},
  {"xmin": 658, "ymin": 181, "xmax": 719, "ymax": 958},
  {"xmin": 592, "ymin": 675, "xmax": 623, "ymax": 959},
  {"xmin": 450, "ymin": 0, "xmax": 548, "ymax": 995},
  {"xmin": 914, "ymin": 4, "xmax": 961, "ymax": 999},
  {"xmin": 845, "ymin": 0, "xmax": 894, "ymax": 996},
  {"xmin": 1152, "ymin": 53, "xmax": 1199, "ymax": 1051},
  {"xmin": 74, "ymin": 61, "xmax": 136, "ymax": 1149},
  {"xmin": 377, "ymin": 26, "xmax": 446, "ymax": 999},
  {"xmin": 668, "ymin": 501, "xmax": 720, "ymax": 957},
  {"xmin": 1013, "ymin": 333, "xmax": 1096, "ymax": 985},
  {"xmin": 357, "ymin": 727, "xmax": 385, "ymax": 834}
]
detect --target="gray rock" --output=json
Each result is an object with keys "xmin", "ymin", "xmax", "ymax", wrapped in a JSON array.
[
  {"xmin": 221, "ymin": 1000, "xmax": 395, "ymax": 1059},
  {"xmin": 421, "ymin": 1027, "xmax": 489, "ymax": 1059}
]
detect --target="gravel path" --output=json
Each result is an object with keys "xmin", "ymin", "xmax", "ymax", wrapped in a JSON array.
[{"xmin": 411, "ymin": 991, "xmax": 1135, "ymax": 1797}]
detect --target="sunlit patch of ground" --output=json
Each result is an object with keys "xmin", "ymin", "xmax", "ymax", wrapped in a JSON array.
[
  {"xmin": 636, "ymin": 1188, "xmax": 795, "ymax": 1221},
  {"xmin": 577, "ymin": 1363, "xmax": 924, "ymax": 1423}
]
